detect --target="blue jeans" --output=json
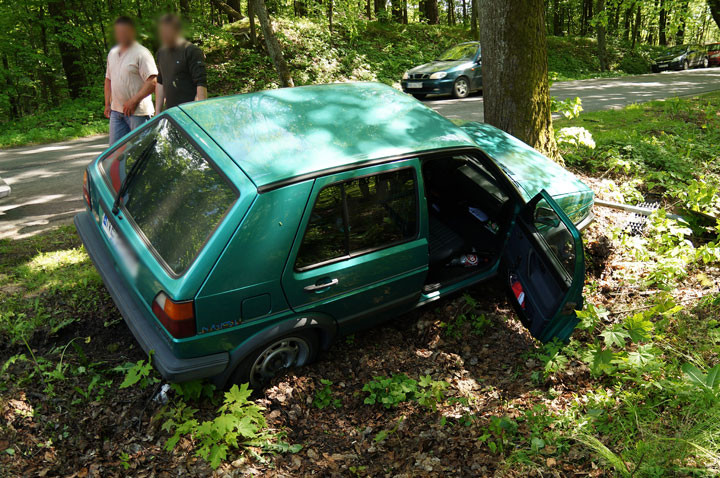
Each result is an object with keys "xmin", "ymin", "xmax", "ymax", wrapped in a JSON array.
[{"xmin": 109, "ymin": 111, "xmax": 151, "ymax": 145}]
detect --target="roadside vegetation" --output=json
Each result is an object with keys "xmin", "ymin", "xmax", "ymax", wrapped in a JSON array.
[
  {"xmin": 2, "ymin": 92, "xmax": 720, "ymax": 476},
  {"xmin": 0, "ymin": 18, "xmax": 679, "ymax": 149}
]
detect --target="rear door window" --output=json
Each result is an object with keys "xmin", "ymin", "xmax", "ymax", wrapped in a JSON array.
[
  {"xmin": 100, "ymin": 118, "xmax": 238, "ymax": 275},
  {"xmin": 295, "ymin": 168, "xmax": 418, "ymax": 269}
]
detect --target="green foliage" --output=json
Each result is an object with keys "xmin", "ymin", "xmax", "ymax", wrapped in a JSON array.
[
  {"xmin": 114, "ymin": 352, "xmax": 159, "ymax": 390},
  {"xmin": 362, "ymin": 374, "xmax": 448, "ymax": 410},
  {"xmin": 162, "ymin": 384, "xmax": 300, "ymax": 469},
  {"xmin": 477, "ymin": 416, "xmax": 518, "ymax": 455},
  {"xmin": 312, "ymin": 379, "xmax": 342, "ymax": 409}
]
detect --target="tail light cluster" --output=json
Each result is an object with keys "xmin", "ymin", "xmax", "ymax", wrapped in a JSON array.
[
  {"xmin": 83, "ymin": 170, "xmax": 92, "ymax": 208},
  {"xmin": 151, "ymin": 292, "xmax": 196, "ymax": 339}
]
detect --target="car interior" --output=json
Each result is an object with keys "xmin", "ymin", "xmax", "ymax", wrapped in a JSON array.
[{"xmin": 421, "ymin": 154, "xmax": 515, "ymax": 291}]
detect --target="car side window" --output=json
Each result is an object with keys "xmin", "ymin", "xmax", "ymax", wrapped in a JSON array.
[{"xmin": 295, "ymin": 168, "xmax": 418, "ymax": 270}]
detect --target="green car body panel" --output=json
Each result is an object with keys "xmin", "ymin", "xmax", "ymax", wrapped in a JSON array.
[{"xmin": 75, "ymin": 82, "xmax": 593, "ymax": 385}]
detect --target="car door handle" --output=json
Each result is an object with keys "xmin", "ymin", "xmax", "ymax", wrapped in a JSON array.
[{"xmin": 303, "ymin": 278, "xmax": 339, "ymax": 292}]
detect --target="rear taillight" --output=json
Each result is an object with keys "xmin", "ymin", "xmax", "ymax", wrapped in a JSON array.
[
  {"xmin": 151, "ymin": 292, "xmax": 196, "ymax": 339},
  {"xmin": 83, "ymin": 170, "xmax": 91, "ymax": 208}
]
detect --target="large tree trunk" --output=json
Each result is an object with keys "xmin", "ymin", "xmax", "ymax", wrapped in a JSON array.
[
  {"xmin": 425, "ymin": 0, "xmax": 439, "ymax": 23},
  {"xmin": 47, "ymin": 0, "xmax": 87, "ymax": 99},
  {"xmin": 470, "ymin": 0, "xmax": 479, "ymax": 39},
  {"xmin": 631, "ymin": 3, "xmax": 641, "ymax": 48},
  {"xmin": 552, "ymin": 0, "xmax": 562, "ymax": 35},
  {"xmin": 595, "ymin": 0, "xmax": 608, "ymax": 70},
  {"xmin": 479, "ymin": 0, "xmax": 557, "ymax": 158},
  {"xmin": 210, "ymin": 0, "xmax": 244, "ymax": 20},
  {"xmin": 710, "ymin": 0, "xmax": 720, "ymax": 31},
  {"xmin": 447, "ymin": 0, "xmax": 455, "ymax": 25},
  {"xmin": 250, "ymin": 0, "xmax": 294, "ymax": 87},
  {"xmin": 227, "ymin": 0, "xmax": 242, "ymax": 21}
]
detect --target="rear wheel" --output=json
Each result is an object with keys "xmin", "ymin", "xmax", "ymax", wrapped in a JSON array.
[
  {"xmin": 452, "ymin": 77, "xmax": 470, "ymax": 99},
  {"xmin": 412, "ymin": 93, "xmax": 427, "ymax": 100},
  {"xmin": 230, "ymin": 331, "xmax": 319, "ymax": 389}
]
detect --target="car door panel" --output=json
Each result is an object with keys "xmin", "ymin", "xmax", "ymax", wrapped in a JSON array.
[
  {"xmin": 282, "ymin": 160, "xmax": 428, "ymax": 334},
  {"xmin": 502, "ymin": 190, "xmax": 584, "ymax": 342}
]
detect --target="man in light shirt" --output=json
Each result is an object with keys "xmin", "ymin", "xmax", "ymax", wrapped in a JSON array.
[{"xmin": 104, "ymin": 16, "xmax": 158, "ymax": 145}]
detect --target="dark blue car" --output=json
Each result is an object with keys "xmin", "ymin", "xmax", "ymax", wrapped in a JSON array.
[{"xmin": 401, "ymin": 42, "xmax": 482, "ymax": 99}]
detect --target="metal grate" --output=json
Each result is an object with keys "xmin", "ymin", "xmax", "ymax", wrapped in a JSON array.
[{"xmin": 623, "ymin": 202, "xmax": 660, "ymax": 235}]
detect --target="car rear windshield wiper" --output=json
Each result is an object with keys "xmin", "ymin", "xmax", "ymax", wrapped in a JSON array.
[{"xmin": 112, "ymin": 139, "xmax": 156, "ymax": 215}]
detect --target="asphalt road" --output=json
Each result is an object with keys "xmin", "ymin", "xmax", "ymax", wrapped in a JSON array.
[{"xmin": 1, "ymin": 68, "xmax": 720, "ymax": 239}]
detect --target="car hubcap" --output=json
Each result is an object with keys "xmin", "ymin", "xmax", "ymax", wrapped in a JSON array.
[
  {"xmin": 249, "ymin": 338, "xmax": 310, "ymax": 387},
  {"xmin": 456, "ymin": 80, "xmax": 468, "ymax": 97}
]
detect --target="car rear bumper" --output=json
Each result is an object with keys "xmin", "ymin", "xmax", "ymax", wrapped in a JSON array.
[
  {"xmin": 652, "ymin": 60, "xmax": 683, "ymax": 72},
  {"xmin": 709, "ymin": 56, "xmax": 720, "ymax": 66},
  {"xmin": 401, "ymin": 78, "xmax": 455, "ymax": 95},
  {"xmin": 74, "ymin": 211, "xmax": 229, "ymax": 382}
]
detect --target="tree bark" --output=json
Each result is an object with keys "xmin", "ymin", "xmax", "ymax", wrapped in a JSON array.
[
  {"xmin": 249, "ymin": 0, "xmax": 257, "ymax": 45},
  {"xmin": 632, "ymin": 3, "xmax": 641, "ymax": 48},
  {"xmin": 328, "ymin": 0, "xmax": 334, "ymax": 32},
  {"xmin": 479, "ymin": 0, "xmax": 557, "ymax": 158},
  {"xmin": 710, "ymin": 0, "xmax": 720, "ymax": 31},
  {"xmin": 552, "ymin": 0, "xmax": 562, "ymax": 35},
  {"xmin": 470, "ymin": 0, "xmax": 479, "ymax": 39},
  {"xmin": 425, "ymin": 0, "xmax": 439, "ymax": 23},
  {"xmin": 228, "ymin": 0, "xmax": 242, "ymax": 21},
  {"xmin": 250, "ymin": 0, "xmax": 294, "ymax": 87},
  {"xmin": 47, "ymin": 0, "xmax": 87, "ymax": 99},
  {"xmin": 447, "ymin": 0, "xmax": 455, "ymax": 25}
]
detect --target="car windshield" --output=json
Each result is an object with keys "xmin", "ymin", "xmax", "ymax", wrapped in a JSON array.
[
  {"xmin": 662, "ymin": 45, "xmax": 687, "ymax": 56},
  {"xmin": 101, "ymin": 118, "xmax": 238, "ymax": 274},
  {"xmin": 437, "ymin": 44, "xmax": 478, "ymax": 61}
]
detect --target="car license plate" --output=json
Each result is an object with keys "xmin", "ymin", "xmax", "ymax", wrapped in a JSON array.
[
  {"xmin": 407, "ymin": 82, "xmax": 423, "ymax": 89},
  {"xmin": 101, "ymin": 214, "xmax": 139, "ymax": 278},
  {"xmin": 659, "ymin": 63, "xmax": 668, "ymax": 68}
]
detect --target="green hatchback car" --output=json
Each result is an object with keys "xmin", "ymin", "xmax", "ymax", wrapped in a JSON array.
[{"xmin": 75, "ymin": 82, "xmax": 594, "ymax": 388}]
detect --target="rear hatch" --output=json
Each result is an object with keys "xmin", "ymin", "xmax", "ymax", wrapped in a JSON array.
[{"xmin": 84, "ymin": 110, "xmax": 254, "ymax": 352}]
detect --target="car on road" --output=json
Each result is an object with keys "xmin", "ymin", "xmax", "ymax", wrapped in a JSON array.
[
  {"xmin": 707, "ymin": 43, "xmax": 720, "ymax": 67},
  {"xmin": 652, "ymin": 44, "xmax": 709, "ymax": 72},
  {"xmin": 0, "ymin": 176, "xmax": 10, "ymax": 200},
  {"xmin": 76, "ymin": 82, "xmax": 593, "ymax": 388},
  {"xmin": 401, "ymin": 42, "xmax": 482, "ymax": 99}
]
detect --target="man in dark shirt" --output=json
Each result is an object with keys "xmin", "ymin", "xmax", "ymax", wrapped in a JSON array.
[{"xmin": 155, "ymin": 14, "xmax": 207, "ymax": 112}]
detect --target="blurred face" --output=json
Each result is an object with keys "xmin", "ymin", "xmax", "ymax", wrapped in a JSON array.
[
  {"xmin": 159, "ymin": 22, "xmax": 181, "ymax": 47},
  {"xmin": 114, "ymin": 23, "xmax": 136, "ymax": 47}
]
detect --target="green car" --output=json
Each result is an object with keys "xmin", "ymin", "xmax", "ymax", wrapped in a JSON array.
[{"xmin": 75, "ymin": 82, "xmax": 593, "ymax": 388}]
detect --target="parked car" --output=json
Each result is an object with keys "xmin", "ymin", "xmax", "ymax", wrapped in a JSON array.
[
  {"xmin": 75, "ymin": 82, "xmax": 594, "ymax": 388},
  {"xmin": 707, "ymin": 43, "xmax": 720, "ymax": 67},
  {"xmin": 0, "ymin": 176, "xmax": 10, "ymax": 200},
  {"xmin": 652, "ymin": 44, "xmax": 709, "ymax": 72},
  {"xmin": 401, "ymin": 42, "xmax": 482, "ymax": 99}
]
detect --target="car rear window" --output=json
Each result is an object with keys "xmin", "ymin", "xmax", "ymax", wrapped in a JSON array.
[{"xmin": 100, "ymin": 118, "xmax": 237, "ymax": 275}]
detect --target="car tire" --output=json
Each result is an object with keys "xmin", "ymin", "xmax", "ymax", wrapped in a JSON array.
[
  {"xmin": 452, "ymin": 77, "xmax": 470, "ymax": 99},
  {"xmin": 229, "ymin": 330, "xmax": 319, "ymax": 389},
  {"xmin": 683, "ymin": 59, "xmax": 690, "ymax": 70},
  {"xmin": 412, "ymin": 93, "xmax": 427, "ymax": 100}
]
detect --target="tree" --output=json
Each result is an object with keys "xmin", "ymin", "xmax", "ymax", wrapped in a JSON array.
[
  {"xmin": 595, "ymin": 0, "xmax": 608, "ymax": 70},
  {"xmin": 250, "ymin": 0, "xmax": 294, "ymax": 87},
  {"xmin": 479, "ymin": 0, "xmax": 558, "ymax": 158},
  {"xmin": 47, "ymin": 0, "xmax": 87, "ymax": 99},
  {"xmin": 711, "ymin": 0, "xmax": 720, "ymax": 30}
]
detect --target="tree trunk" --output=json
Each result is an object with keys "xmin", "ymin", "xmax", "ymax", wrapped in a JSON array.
[
  {"xmin": 596, "ymin": 0, "xmax": 608, "ymax": 70},
  {"xmin": 710, "ymin": 0, "xmax": 720, "ymax": 31},
  {"xmin": 47, "ymin": 0, "xmax": 87, "ymax": 99},
  {"xmin": 366, "ymin": 0, "xmax": 372, "ymax": 18},
  {"xmin": 248, "ymin": 0, "xmax": 257, "ymax": 45},
  {"xmin": 391, "ymin": 0, "xmax": 403, "ymax": 21},
  {"xmin": 227, "ymin": 0, "xmax": 242, "ymax": 21},
  {"xmin": 180, "ymin": 0, "xmax": 191, "ymax": 16},
  {"xmin": 659, "ymin": 0, "xmax": 667, "ymax": 45},
  {"xmin": 250, "ymin": 0, "xmax": 294, "ymax": 87},
  {"xmin": 479, "ymin": 0, "xmax": 557, "ymax": 158},
  {"xmin": 552, "ymin": 0, "xmax": 562, "ymax": 35},
  {"xmin": 447, "ymin": 0, "xmax": 455, "ymax": 25},
  {"xmin": 328, "ymin": 0, "xmax": 334, "ymax": 32},
  {"xmin": 462, "ymin": 0, "xmax": 466, "ymax": 23},
  {"xmin": 470, "ymin": 0, "xmax": 479, "ymax": 39},
  {"xmin": 426, "ymin": 0, "xmax": 439, "ymax": 23},
  {"xmin": 210, "ymin": 0, "xmax": 244, "ymax": 20},
  {"xmin": 676, "ymin": 1, "xmax": 689, "ymax": 43},
  {"xmin": 632, "ymin": 3, "xmax": 641, "ymax": 48}
]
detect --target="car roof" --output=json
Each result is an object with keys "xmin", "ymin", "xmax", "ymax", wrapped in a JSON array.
[{"xmin": 178, "ymin": 82, "xmax": 477, "ymax": 189}]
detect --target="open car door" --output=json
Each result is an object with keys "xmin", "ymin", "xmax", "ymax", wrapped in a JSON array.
[{"xmin": 503, "ymin": 190, "xmax": 585, "ymax": 342}]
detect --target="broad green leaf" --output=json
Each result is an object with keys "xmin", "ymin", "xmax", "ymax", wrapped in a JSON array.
[
  {"xmin": 705, "ymin": 364, "xmax": 720, "ymax": 389},
  {"xmin": 682, "ymin": 363, "xmax": 709, "ymax": 390},
  {"xmin": 601, "ymin": 327, "xmax": 629, "ymax": 348},
  {"xmin": 623, "ymin": 314, "xmax": 653, "ymax": 342},
  {"xmin": 208, "ymin": 444, "xmax": 228, "ymax": 469}
]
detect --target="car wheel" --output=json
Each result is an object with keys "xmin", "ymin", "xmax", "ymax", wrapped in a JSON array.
[
  {"xmin": 452, "ymin": 77, "xmax": 470, "ymax": 99},
  {"xmin": 412, "ymin": 93, "xmax": 427, "ymax": 100},
  {"xmin": 683, "ymin": 59, "xmax": 690, "ymax": 70},
  {"xmin": 703, "ymin": 57, "xmax": 709, "ymax": 68},
  {"xmin": 230, "ymin": 331, "xmax": 319, "ymax": 389}
]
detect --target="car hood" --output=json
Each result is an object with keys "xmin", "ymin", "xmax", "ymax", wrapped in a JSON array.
[
  {"xmin": 459, "ymin": 122, "xmax": 594, "ymax": 224},
  {"xmin": 409, "ymin": 60, "xmax": 468, "ymax": 74},
  {"xmin": 655, "ymin": 53, "xmax": 683, "ymax": 62}
]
